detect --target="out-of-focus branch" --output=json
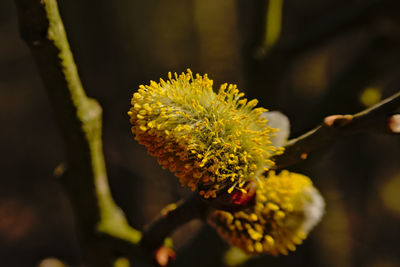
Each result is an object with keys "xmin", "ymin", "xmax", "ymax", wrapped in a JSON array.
[
  {"xmin": 261, "ymin": 0, "xmax": 284, "ymax": 53},
  {"xmin": 141, "ymin": 182, "xmax": 259, "ymax": 259},
  {"xmin": 264, "ymin": 0, "xmax": 390, "ymax": 59},
  {"xmin": 274, "ymin": 91, "xmax": 400, "ymax": 169},
  {"xmin": 141, "ymin": 193, "xmax": 208, "ymax": 253},
  {"xmin": 14, "ymin": 0, "xmax": 141, "ymax": 266}
]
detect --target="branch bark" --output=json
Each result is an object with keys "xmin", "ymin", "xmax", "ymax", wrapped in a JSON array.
[
  {"xmin": 14, "ymin": 0, "xmax": 141, "ymax": 266},
  {"xmin": 273, "ymin": 91, "xmax": 400, "ymax": 169},
  {"xmin": 141, "ymin": 193, "xmax": 208, "ymax": 253}
]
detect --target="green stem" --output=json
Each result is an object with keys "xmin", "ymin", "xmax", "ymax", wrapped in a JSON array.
[{"xmin": 14, "ymin": 0, "xmax": 141, "ymax": 265}]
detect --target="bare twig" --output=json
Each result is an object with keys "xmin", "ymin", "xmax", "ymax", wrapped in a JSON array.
[
  {"xmin": 14, "ymin": 0, "xmax": 141, "ymax": 265},
  {"xmin": 141, "ymin": 193, "xmax": 208, "ymax": 253},
  {"xmin": 274, "ymin": 91, "xmax": 400, "ymax": 169}
]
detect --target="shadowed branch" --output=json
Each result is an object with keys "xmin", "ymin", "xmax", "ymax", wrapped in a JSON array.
[
  {"xmin": 273, "ymin": 91, "xmax": 400, "ymax": 169},
  {"xmin": 141, "ymin": 194, "xmax": 208, "ymax": 252}
]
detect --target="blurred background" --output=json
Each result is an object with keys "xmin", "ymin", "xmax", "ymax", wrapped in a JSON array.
[{"xmin": 1, "ymin": 0, "xmax": 400, "ymax": 266}]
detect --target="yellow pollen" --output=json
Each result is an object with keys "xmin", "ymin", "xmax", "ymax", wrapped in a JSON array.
[
  {"xmin": 129, "ymin": 69, "xmax": 279, "ymax": 197},
  {"xmin": 208, "ymin": 171, "xmax": 324, "ymax": 255}
]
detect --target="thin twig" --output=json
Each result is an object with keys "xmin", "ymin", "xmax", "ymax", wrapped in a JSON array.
[
  {"xmin": 274, "ymin": 91, "xmax": 400, "ymax": 169},
  {"xmin": 141, "ymin": 193, "xmax": 209, "ymax": 253},
  {"xmin": 14, "ymin": 0, "xmax": 141, "ymax": 266}
]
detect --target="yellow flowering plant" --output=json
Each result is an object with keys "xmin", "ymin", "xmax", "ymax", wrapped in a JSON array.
[
  {"xmin": 208, "ymin": 171, "xmax": 325, "ymax": 255},
  {"xmin": 128, "ymin": 69, "xmax": 324, "ymax": 256},
  {"xmin": 128, "ymin": 69, "xmax": 280, "ymax": 199}
]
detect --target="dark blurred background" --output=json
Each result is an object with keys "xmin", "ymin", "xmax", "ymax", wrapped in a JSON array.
[{"xmin": 1, "ymin": 0, "xmax": 400, "ymax": 266}]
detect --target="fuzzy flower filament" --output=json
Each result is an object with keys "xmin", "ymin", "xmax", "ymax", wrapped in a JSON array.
[{"xmin": 128, "ymin": 70, "xmax": 278, "ymax": 198}]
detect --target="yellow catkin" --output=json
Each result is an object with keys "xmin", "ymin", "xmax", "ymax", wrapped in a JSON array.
[
  {"xmin": 128, "ymin": 70, "xmax": 278, "ymax": 197},
  {"xmin": 208, "ymin": 171, "xmax": 325, "ymax": 255}
]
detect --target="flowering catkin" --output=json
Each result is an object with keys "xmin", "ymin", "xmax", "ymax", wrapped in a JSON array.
[
  {"xmin": 208, "ymin": 171, "xmax": 325, "ymax": 255},
  {"xmin": 128, "ymin": 70, "xmax": 278, "ymax": 198}
]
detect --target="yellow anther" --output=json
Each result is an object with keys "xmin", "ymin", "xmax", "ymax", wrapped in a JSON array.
[
  {"xmin": 265, "ymin": 235, "xmax": 275, "ymax": 246},
  {"xmin": 255, "ymin": 242, "xmax": 263, "ymax": 253},
  {"xmin": 250, "ymin": 213, "xmax": 258, "ymax": 221},
  {"xmin": 227, "ymin": 185, "xmax": 235, "ymax": 194},
  {"xmin": 247, "ymin": 99, "xmax": 258, "ymax": 108},
  {"xmin": 129, "ymin": 70, "xmax": 279, "ymax": 199},
  {"xmin": 266, "ymin": 203, "xmax": 279, "ymax": 211}
]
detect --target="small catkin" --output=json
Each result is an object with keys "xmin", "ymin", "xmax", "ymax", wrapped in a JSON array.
[{"xmin": 208, "ymin": 171, "xmax": 325, "ymax": 255}]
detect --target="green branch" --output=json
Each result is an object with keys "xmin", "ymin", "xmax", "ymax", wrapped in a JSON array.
[{"xmin": 14, "ymin": 0, "xmax": 141, "ymax": 266}]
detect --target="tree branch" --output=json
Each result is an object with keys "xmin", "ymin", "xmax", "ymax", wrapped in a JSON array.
[
  {"xmin": 14, "ymin": 0, "xmax": 141, "ymax": 265},
  {"xmin": 274, "ymin": 91, "xmax": 400, "ymax": 169},
  {"xmin": 141, "ymin": 193, "xmax": 209, "ymax": 253}
]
